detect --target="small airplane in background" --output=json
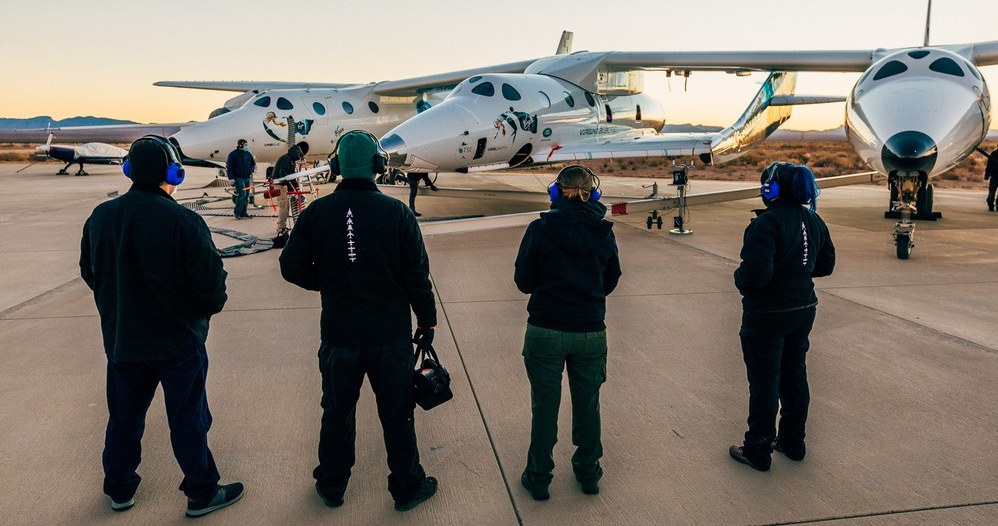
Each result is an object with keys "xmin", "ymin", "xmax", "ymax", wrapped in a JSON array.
[{"xmin": 35, "ymin": 132, "xmax": 127, "ymax": 176}]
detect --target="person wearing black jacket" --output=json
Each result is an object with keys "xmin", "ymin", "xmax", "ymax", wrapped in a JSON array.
[
  {"xmin": 271, "ymin": 145, "xmax": 304, "ymax": 242},
  {"xmin": 225, "ymin": 139, "xmax": 255, "ymax": 218},
  {"xmin": 514, "ymin": 165, "xmax": 621, "ymax": 500},
  {"xmin": 279, "ymin": 131, "xmax": 439, "ymax": 512},
  {"xmin": 985, "ymin": 148, "xmax": 998, "ymax": 212},
  {"xmin": 406, "ymin": 171, "xmax": 438, "ymax": 216},
  {"xmin": 80, "ymin": 136, "xmax": 243, "ymax": 517},
  {"xmin": 729, "ymin": 162, "xmax": 835, "ymax": 472}
]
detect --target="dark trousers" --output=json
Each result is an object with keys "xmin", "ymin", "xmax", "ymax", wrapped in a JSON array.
[
  {"xmin": 987, "ymin": 175, "xmax": 998, "ymax": 208},
  {"xmin": 233, "ymin": 177, "xmax": 250, "ymax": 216},
  {"xmin": 739, "ymin": 307, "xmax": 816, "ymax": 460},
  {"xmin": 103, "ymin": 344, "xmax": 220, "ymax": 502},
  {"xmin": 522, "ymin": 324, "xmax": 607, "ymax": 486},
  {"xmin": 407, "ymin": 173, "xmax": 432, "ymax": 211},
  {"xmin": 314, "ymin": 340, "xmax": 426, "ymax": 502}
]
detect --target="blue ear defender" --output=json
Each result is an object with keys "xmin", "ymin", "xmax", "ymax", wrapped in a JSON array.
[
  {"xmin": 760, "ymin": 162, "xmax": 790, "ymax": 200},
  {"xmin": 548, "ymin": 165, "xmax": 601, "ymax": 202},
  {"xmin": 122, "ymin": 135, "xmax": 186, "ymax": 186}
]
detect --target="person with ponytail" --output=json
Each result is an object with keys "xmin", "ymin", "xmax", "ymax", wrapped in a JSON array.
[
  {"xmin": 729, "ymin": 162, "xmax": 836, "ymax": 472},
  {"xmin": 514, "ymin": 165, "xmax": 621, "ymax": 500}
]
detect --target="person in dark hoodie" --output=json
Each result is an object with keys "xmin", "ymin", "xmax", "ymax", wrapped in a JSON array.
[
  {"xmin": 729, "ymin": 162, "xmax": 835, "ymax": 472},
  {"xmin": 514, "ymin": 165, "xmax": 621, "ymax": 500},
  {"xmin": 80, "ymin": 136, "xmax": 244, "ymax": 517},
  {"xmin": 985, "ymin": 148, "xmax": 998, "ymax": 212},
  {"xmin": 271, "ymin": 144, "xmax": 304, "ymax": 245},
  {"xmin": 279, "ymin": 131, "xmax": 439, "ymax": 512}
]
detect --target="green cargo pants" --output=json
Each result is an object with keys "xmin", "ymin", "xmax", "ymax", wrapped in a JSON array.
[{"xmin": 522, "ymin": 324, "xmax": 607, "ymax": 486}]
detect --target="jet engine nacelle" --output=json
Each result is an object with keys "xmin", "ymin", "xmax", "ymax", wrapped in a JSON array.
[{"xmin": 846, "ymin": 48, "xmax": 991, "ymax": 179}]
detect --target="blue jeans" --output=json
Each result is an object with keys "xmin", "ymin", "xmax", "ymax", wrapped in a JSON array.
[
  {"xmin": 233, "ymin": 177, "xmax": 250, "ymax": 217},
  {"xmin": 739, "ymin": 307, "xmax": 816, "ymax": 460},
  {"xmin": 102, "ymin": 344, "xmax": 220, "ymax": 502}
]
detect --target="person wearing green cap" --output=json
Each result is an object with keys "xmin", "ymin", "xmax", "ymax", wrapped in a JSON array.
[{"xmin": 279, "ymin": 131, "xmax": 439, "ymax": 512}]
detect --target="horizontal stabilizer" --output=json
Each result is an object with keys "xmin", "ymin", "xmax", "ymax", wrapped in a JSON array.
[
  {"xmin": 769, "ymin": 95, "xmax": 846, "ymax": 106},
  {"xmin": 154, "ymin": 81, "xmax": 360, "ymax": 92}
]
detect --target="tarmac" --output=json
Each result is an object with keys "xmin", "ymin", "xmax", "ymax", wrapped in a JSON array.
[{"xmin": 0, "ymin": 164, "xmax": 996, "ymax": 525}]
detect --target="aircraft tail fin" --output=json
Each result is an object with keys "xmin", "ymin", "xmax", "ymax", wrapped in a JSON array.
[
  {"xmin": 709, "ymin": 71, "xmax": 797, "ymax": 163},
  {"xmin": 556, "ymin": 31, "xmax": 574, "ymax": 55}
]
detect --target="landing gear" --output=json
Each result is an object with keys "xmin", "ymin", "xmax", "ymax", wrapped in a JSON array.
[
  {"xmin": 888, "ymin": 171, "xmax": 927, "ymax": 260},
  {"xmin": 646, "ymin": 210, "xmax": 663, "ymax": 229},
  {"xmin": 75, "ymin": 163, "xmax": 89, "ymax": 176},
  {"xmin": 895, "ymin": 229, "xmax": 913, "ymax": 259},
  {"xmin": 57, "ymin": 162, "xmax": 72, "ymax": 175}
]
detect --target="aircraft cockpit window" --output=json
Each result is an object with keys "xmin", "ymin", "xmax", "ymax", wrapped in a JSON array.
[
  {"xmin": 254, "ymin": 96, "xmax": 271, "ymax": 108},
  {"xmin": 929, "ymin": 57, "xmax": 965, "ymax": 77},
  {"xmin": 342, "ymin": 101, "xmax": 354, "ymax": 114},
  {"xmin": 873, "ymin": 60, "xmax": 908, "ymax": 81},
  {"xmin": 471, "ymin": 82, "xmax": 495, "ymax": 97},
  {"xmin": 968, "ymin": 64, "xmax": 982, "ymax": 80},
  {"xmin": 584, "ymin": 92, "xmax": 596, "ymax": 107},
  {"xmin": 276, "ymin": 97, "xmax": 294, "ymax": 110},
  {"xmin": 312, "ymin": 102, "xmax": 326, "ymax": 115},
  {"xmin": 564, "ymin": 92, "xmax": 575, "ymax": 108},
  {"xmin": 501, "ymin": 83, "xmax": 522, "ymax": 101},
  {"xmin": 908, "ymin": 50, "xmax": 930, "ymax": 59},
  {"xmin": 469, "ymin": 75, "xmax": 483, "ymax": 84},
  {"xmin": 538, "ymin": 91, "xmax": 551, "ymax": 108},
  {"xmin": 368, "ymin": 101, "xmax": 380, "ymax": 113}
]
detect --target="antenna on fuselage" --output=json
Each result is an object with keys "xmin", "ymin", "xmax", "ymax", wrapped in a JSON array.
[{"xmin": 923, "ymin": 0, "xmax": 932, "ymax": 46}]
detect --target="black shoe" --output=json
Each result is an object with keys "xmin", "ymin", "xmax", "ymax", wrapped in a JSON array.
[
  {"xmin": 394, "ymin": 477, "xmax": 438, "ymax": 512},
  {"xmin": 108, "ymin": 496, "xmax": 134, "ymax": 512},
  {"xmin": 185, "ymin": 483, "xmax": 245, "ymax": 518},
  {"xmin": 520, "ymin": 472, "xmax": 550, "ymax": 501},
  {"xmin": 272, "ymin": 233, "xmax": 288, "ymax": 249},
  {"xmin": 729, "ymin": 445, "xmax": 770, "ymax": 472},
  {"xmin": 316, "ymin": 486, "xmax": 344, "ymax": 508},
  {"xmin": 429, "ymin": 185, "xmax": 439, "ymax": 191},
  {"xmin": 773, "ymin": 440, "xmax": 806, "ymax": 461},
  {"xmin": 412, "ymin": 211, "xmax": 422, "ymax": 217},
  {"xmin": 580, "ymin": 481, "xmax": 599, "ymax": 495}
]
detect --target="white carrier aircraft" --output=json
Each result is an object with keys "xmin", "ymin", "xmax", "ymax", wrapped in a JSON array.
[{"xmin": 379, "ymin": 36, "xmax": 998, "ymax": 259}]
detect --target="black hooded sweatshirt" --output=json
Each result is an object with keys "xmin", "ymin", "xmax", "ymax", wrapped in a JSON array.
[
  {"xmin": 734, "ymin": 199, "xmax": 835, "ymax": 313},
  {"xmin": 514, "ymin": 198, "xmax": 621, "ymax": 332}
]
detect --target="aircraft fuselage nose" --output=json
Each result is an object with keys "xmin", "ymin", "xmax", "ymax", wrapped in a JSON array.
[{"xmin": 881, "ymin": 131, "xmax": 938, "ymax": 174}]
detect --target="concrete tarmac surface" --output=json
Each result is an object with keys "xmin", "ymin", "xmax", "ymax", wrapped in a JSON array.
[{"xmin": 1, "ymin": 164, "xmax": 996, "ymax": 525}]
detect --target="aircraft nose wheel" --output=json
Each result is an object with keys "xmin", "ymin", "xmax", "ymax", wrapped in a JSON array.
[{"xmin": 893, "ymin": 224, "xmax": 915, "ymax": 260}]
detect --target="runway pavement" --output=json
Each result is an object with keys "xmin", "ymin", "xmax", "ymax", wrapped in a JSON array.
[{"xmin": 1, "ymin": 164, "xmax": 996, "ymax": 525}]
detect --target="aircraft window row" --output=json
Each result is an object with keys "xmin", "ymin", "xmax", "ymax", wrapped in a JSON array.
[
  {"xmin": 501, "ymin": 83, "xmax": 521, "ymax": 101},
  {"xmin": 369, "ymin": 101, "xmax": 380, "ymax": 113},
  {"xmin": 472, "ymin": 82, "xmax": 495, "ymax": 97},
  {"xmin": 538, "ymin": 91, "xmax": 551, "ymax": 108},
  {"xmin": 277, "ymin": 97, "xmax": 294, "ymax": 110},
  {"xmin": 584, "ymin": 92, "xmax": 596, "ymax": 107},
  {"xmin": 342, "ymin": 101, "xmax": 354, "ymax": 114},
  {"xmin": 929, "ymin": 57, "xmax": 964, "ymax": 77},
  {"xmin": 873, "ymin": 60, "xmax": 908, "ymax": 81},
  {"xmin": 564, "ymin": 92, "xmax": 575, "ymax": 108},
  {"xmin": 254, "ymin": 96, "xmax": 272, "ymax": 108},
  {"xmin": 908, "ymin": 50, "xmax": 930, "ymax": 59},
  {"xmin": 312, "ymin": 102, "xmax": 326, "ymax": 115},
  {"xmin": 469, "ymin": 75, "xmax": 483, "ymax": 84}
]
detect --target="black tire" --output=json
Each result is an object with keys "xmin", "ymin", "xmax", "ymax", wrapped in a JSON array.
[{"xmin": 896, "ymin": 234, "xmax": 912, "ymax": 259}]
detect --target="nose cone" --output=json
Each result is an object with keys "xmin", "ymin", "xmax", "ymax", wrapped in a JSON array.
[
  {"xmin": 379, "ymin": 133, "xmax": 408, "ymax": 167},
  {"xmin": 380, "ymin": 105, "xmax": 473, "ymax": 171},
  {"xmin": 881, "ymin": 131, "xmax": 937, "ymax": 174}
]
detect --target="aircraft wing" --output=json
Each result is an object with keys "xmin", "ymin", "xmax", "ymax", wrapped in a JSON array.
[
  {"xmin": 153, "ymin": 81, "xmax": 362, "ymax": 92},
  {"xmin": 971, "ymin": 40, "xmax": 998, "ymax": 65},
  {"xmin": 372, "ymin": 59, "xmax": 540, "ymax": 96},
  {"xmin": 540, "ymin": 133, "xmax": 713, "ymax": 164}
]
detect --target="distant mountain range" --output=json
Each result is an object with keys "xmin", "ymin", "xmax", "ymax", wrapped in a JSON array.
[{"xmin": 0, "ymin": 116, "xmax": 139, "ymax": 130}]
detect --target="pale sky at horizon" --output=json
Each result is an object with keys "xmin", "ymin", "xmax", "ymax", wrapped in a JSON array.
[{"xmin": 2, "ymin": 0, "xmax": 996, "ymax": 130}]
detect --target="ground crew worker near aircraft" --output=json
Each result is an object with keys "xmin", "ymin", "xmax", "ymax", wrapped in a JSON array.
[
  {"xmin": 279, "ymin": 131, "xmax": 439, "ymax": 512},
  {"xmin": 270, "ymin": 145, "xmax": 304, "ymax": 246},
  {"xmin": 985, "ymin": 148, "xmax": 998, "ymax": 212},
  {"xmin": 514, "ymin": 165, "xmax": 621, "ymax": 500},
  {"xmin": 407, "ymin": 172, "xmax": 438, "ymax": 216},
  {"xmin": 226, "ymin": 139, "xmax": 255, "ymax": 219},
  {"xmin": 729, "ymin": 162, "xmax": 835, "ymax": 472},
  {"xmin": 79, "ymin": 136, "xmax": 244, "ymax": 517}
]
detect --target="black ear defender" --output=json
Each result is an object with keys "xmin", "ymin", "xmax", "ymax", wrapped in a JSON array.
[
  {"xmin": 328, "ymin": 130, "xmax": 389, "ymax": 176},
  {"xmin": 548, "ymin": 165, "xmax": 602, "ymax": 202}
]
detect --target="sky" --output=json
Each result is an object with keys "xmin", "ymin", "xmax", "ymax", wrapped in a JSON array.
[{"xmin": 1, "ymin": 0, "xmax": 996, "ymax": 130}]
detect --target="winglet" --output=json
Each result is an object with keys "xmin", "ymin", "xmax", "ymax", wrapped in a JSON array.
[{"xmin": 556, "ymin": 31, "xmax": 574, "ymax": 55}]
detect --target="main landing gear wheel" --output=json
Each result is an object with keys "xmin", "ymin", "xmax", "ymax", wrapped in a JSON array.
[{"xmin": 895, "ymin": 233, "xmax": 913, "ymax": 260}]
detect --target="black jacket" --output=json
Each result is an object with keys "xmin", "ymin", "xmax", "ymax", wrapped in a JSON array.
[
  {"xmin": 514, "ymin": 199, "xmax": 621, "ymax": 332},
  {"xmin": 273, "ymin": 152, "xmax": 300, "ymax": 189},
  {"xmin": 734, "ymin": 201, "xmax": 835, "ymax": 313},
  {"xmin": 986, "ymin": 152, "xmax": 998, "ymax": 180},
  {"xmin": 279, "ymin": 178, "xmax": 436, "ymax": 345},
  {"xmin": 226, "ymin": 148, "xmax": 255, "ymax": 179},
  {"xmin": 80, "ymin": 185, "xmax": 228, "ymax": 362}
]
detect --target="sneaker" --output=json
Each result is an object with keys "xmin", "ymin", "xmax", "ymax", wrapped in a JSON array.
[
  {"xmin": 728, "ymin": 445, "xmax": 771, "ymax": 472},
  {"xmin": 394, "ymin": 477, "xmax": 438, "ymax": 512},
  {"xmin": 520, "ymin": 472, "xmax": 550, "ymax": 501},
  {"xmin": 185, "ymin": 483, "xmax": 245, "ymax": 518},
  {"xmin": 109, "ymin": 496, "xmax": 134, "ymax": 512},
  {"xmin": 316, "ymin": 486, "xmax": 344, "ymax": 508},
  {"xmin": 773, "ymin": 440, "xmax": 806, "ymax": 461}
]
